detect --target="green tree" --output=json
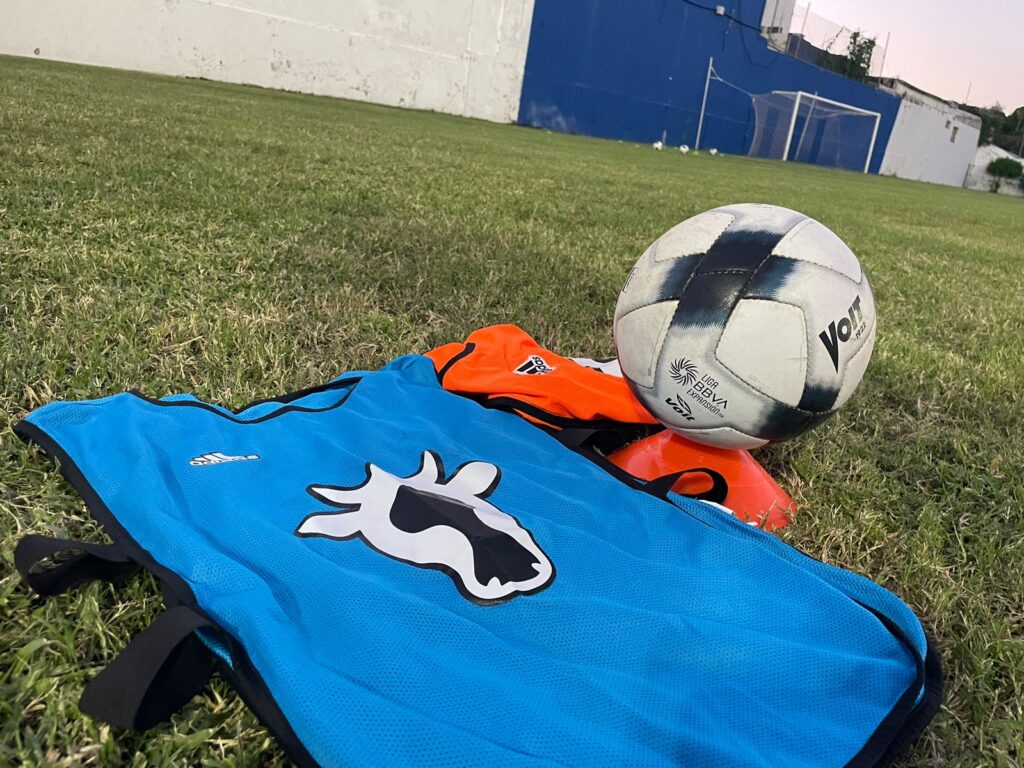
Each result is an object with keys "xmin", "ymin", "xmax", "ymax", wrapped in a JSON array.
[
  {"xmin": 1008, "ymin": 106, "xmax": 1024, "ymax": 155},
  {"xmin": 960, "ymin": 104, "xmax": 1000, "ymax": 144},
  {"xmin": 818, "ymin": 30, "xmax": 876, "ymax": 84},
  {"xmin": 986, "ymin": 157, "xmax": 1022, "ymax": 178},
  {"xmin": 985, "ymin": 157, "xmax": 1022, "ymax": 193},
  {"xmin": 962, "ymin": 104, "xmax": 1024, "ymax": 154}
]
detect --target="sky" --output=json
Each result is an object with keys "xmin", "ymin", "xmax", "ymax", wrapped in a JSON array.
[{"xmin": 792, "ymin": 0, "xmax": 1024, "ymax": 111}]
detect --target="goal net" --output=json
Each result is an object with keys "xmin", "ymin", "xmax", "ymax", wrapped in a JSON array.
[{"xmin": 749, "ymin": 91, "xmax": 881, "ymax": 172}]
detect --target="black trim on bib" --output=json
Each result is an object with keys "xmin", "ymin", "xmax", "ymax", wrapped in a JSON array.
[
  {"xmin": 843, "ymin": 605, "xmax": 943, "ymax": 768},
  {"xmin": 14, "ymin": 419, "xmax": 319, "ymax": 768},
  {"xmin": 127, "ymin": 375, "xmax": 362, "ymax": 425},
  {"xmin": 239, "ymin": 376, "xmax": 364, "ymax": 410},
  {"xmin": 14, "ymin": 534, "xmax": 141, "ymax": 597},
  {"xmin": 874, "ymin": 640, "xmax": 943, "ymax": 766}
]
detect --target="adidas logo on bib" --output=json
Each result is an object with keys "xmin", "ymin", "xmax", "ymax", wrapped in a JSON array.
[
  {"xmin": 514, "ymin": 355, "xmax": 555, "ymax": 375},
  {"xmin": 189, "ymin": 452, "xmax": 260, "ymax": 467}
]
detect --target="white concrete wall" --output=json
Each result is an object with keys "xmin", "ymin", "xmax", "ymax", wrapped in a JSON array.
[
  {"xmin": 0, "ymin": 0, "xmax": 536, "ymax": 123},
  {"xmin": 880, "ymin": 96, "xmax": 981, "ymax": 187},
  {"xmin": 965, "ymin": 145, "xmax": 1024, "ymax": 198}
]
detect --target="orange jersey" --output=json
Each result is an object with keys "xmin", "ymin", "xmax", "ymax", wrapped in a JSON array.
[{"xmin": 426, "ymin": 325, "xmax": 658, "ymax": 429}]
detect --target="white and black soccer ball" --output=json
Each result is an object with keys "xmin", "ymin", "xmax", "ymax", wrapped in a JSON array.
[
  {"xmin": 708, "ymin": 148, "xmax": 719, "ymax": 156},
  {"xmin": 614, "ymin": 204, "xmax": 876, "ymax": 449},
  {"xmin": 679, "ymin": 144, "xmax": 691, "ymax": 154},
  {"xmin": 653, "ymin": 141, "xmax": 664, "ymax": 151}
]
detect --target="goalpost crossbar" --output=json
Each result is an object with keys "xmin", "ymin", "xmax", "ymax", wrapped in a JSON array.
[{"xmin": 770, "ymin": 90, "xmax": 882, "ymax": 118}]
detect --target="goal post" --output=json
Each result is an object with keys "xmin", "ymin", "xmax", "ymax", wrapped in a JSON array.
[
  {"xmin": 750, "ymin": 90, "xmax": 882, "ymax": 173},
  {"xmin": 783, "ymin": 92, "xmax": 803, "ymax": 164},
  {"xmin": 691, "ymin": 63, "xmax": 883, "ymax": 173}
]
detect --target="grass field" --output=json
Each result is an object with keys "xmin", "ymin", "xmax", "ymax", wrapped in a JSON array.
[{"xmin": 1, "ymin": 54, "xmax": 1022, "ymax": 767}]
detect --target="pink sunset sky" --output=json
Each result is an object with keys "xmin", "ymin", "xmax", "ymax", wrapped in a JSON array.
[{"xmin": 794, "ymin": 0, "xmax": 1024, "ymax": 111}]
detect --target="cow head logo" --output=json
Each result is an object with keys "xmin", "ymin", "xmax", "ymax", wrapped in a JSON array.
[{"xmin": 296, "ymin": 451, "xmax": 555, "ymax": 605}]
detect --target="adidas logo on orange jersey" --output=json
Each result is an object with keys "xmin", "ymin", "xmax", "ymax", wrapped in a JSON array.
[{"xmin": 514, "ymin": 355, "xmax": 556, "ymax": 375}]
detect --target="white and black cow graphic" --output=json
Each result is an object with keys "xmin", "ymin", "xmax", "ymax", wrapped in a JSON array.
[{"xmin": 296, "ymin": 451, "xmax": 555, "ymax": 604}]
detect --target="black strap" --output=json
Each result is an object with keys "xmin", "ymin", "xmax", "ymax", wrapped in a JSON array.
[
  {"xmin": 14, "ymin": 534, "xmax": 141, "ymax": 597},
  {"xmin": 556, "ymin": 428, "xmax": 599, "ymax": 448},
  {"xmin": 552, "ymin": 429, "xmax": 729, "ymax": 504},
  {"xmin": 646, "ymin": 468, "xmax": 729, "ymax": 504},
  {"xmin": 553, "ymin": 426, "xmax": 654, "ymax": 456},
  {"xmin": 79, "ymin": 605, "xmax": 217, "ymax": 731}
]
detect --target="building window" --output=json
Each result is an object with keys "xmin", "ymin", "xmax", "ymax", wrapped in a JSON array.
[{"xmin": 950, "ymin": 126, "xmax": 959, "ymax": 143}]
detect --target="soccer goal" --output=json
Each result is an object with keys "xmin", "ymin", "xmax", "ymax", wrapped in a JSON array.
[{"xmin": 748, "ymin": 91, "xmax": 881, "ymax": 173}]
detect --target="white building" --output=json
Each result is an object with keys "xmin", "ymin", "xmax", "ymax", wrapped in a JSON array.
[
  {"xmin": 964, "ymin": 144, "xmax": 1024, "ymax": 198},
  {"xmin": 877, "ymin": 78, "xmax": 982, "ymax": 187},
  {"xmin": 760, "ymin": 0, "xmax": 797, "ymax": 51}
]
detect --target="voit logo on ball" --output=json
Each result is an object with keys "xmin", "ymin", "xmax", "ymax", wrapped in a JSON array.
[{"xmin": 819, "ymin": 295, "xmax": 867, "ymax": 372}]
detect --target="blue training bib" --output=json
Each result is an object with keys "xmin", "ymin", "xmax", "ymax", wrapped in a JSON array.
[{"xmin": 15, "ymin": 355, "xmax": 940, "ymax": 767}]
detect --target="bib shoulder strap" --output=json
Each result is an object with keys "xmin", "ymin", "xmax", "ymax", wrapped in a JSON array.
[
  {"xmin": 552, "ymin": 430, "xmax": 729, "ymax": 505},
  {"xmin": 14, "ymin": 534, "xmax": 140, "ymax": 597},
  {"xmin": 645, "ymin": 468, "xmax": 729, "ymax": 504},
  {"xmin": 79, "ymin": 605, "xmax": 217, "ymax": 731}
]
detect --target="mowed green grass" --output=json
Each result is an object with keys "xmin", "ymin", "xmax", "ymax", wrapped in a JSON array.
[{"xmin": 1, "ymin": 54, "xmax": 1021, "ymax": 767}]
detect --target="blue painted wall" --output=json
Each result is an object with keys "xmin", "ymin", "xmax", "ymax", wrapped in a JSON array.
[{"xmin": 517, "ymin": 0, "xmax": 899, "ymax": 173}]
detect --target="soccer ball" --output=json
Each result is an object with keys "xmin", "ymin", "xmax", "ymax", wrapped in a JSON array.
[
  {"xmin": 709, "ymin": 148, "xmax": 719, "ymax": 156},
  {"xmin": 653, "ymin": 141, "xmax": 664, "ymax": 151},
  {"xmin": 614, "ymin": 204, "xmax": 876, "ymax": 449},
  {"xmin": 679, "ymin": 144, "xmax": 691, "ymax": 154}
]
